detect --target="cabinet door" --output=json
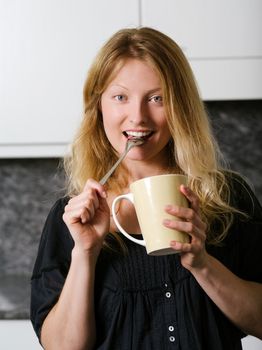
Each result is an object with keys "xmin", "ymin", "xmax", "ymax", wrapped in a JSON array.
[
  {"xmin": 141, "ymin": 0, "xmax": 262, "ymax": 100},
  {"xmin": 0, "ymin": 0, "xmax": 139, "ymax": 157}
]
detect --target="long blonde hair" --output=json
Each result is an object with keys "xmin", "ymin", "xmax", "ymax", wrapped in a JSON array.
[{"xmin": 64, "ymin": 27, "xmax": 245, "ymax": 245}]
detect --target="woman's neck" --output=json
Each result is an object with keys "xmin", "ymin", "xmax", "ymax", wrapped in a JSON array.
[
  {"xmin": 128, "ymin": 165, "xmax": 170, "ymax": 182},
  {"xmin": 123, "ymin": 158, "xmax": 173, "ymax": 183}
]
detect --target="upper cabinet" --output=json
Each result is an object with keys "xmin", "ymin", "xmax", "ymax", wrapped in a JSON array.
[
  {"xmin": 0, "ymin": 0, "xmax": 139, "ymax": 157},
  {"xmin": 141, "ymin": 0, "xmax": 262, "ymax": 100},
  {"xmin": 1, "ymin": 0, "xmax": 261, "ymax": 157}
]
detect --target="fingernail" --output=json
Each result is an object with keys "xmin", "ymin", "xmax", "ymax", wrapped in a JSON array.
[
  {"xmin": 163, "ymin": 219, "xmax": 171, "ymax": 225},
  {"xmin": 182, "ymin": 185, "xmax": 189, "ymax": 192},
  {"xmin": 102, "ymin": 191, "xmax": 107, "ymax": 198},
  {"xmin": 165, "ymin": 205, "xmax": 178, "ymax": 212}
]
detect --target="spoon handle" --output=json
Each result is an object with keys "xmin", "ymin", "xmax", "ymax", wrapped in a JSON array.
[{"xmin": 99, "ymin": 145, "xmax": 131, "ymax": 185}]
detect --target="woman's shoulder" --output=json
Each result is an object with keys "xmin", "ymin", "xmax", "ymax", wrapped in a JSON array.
[
  {"xmin": 224, "ymin": 170, "xmax": 250, "ymax": 189},
  {"xmin": 31, "ymin": 196, "xmax": 73, "ymax": 278},
  {"xmin": 223, "ymin": 170, "xmax": 261, "ymax": 217},
  {"xmin": 43, "ymin": 196, "xmax": 72, "ymax": 242},
  {"xmin": 48, "ymin": 196, "xmax": 70, "ymax": 217}
]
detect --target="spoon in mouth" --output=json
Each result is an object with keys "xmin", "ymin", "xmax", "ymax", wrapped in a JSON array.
[{"xmin": 99, "ymin": 137, "xmax": 144, "ymax": 185}]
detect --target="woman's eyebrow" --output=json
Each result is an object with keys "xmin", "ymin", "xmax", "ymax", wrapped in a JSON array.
[
  {"xmin": 146, "ymin": 88, "xmax": 162, "ymax": 94},
  {"xmin": 108, "ymin": 84, "xmax": 129, "ymax": 91},
  {"xmin": 108, "ymin": 85, "xmax": 162, "ymax": 94}
]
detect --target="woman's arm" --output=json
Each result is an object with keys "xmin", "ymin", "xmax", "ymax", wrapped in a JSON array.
[
  {"xmin": 41, "ymin": 249, "xmax": 97, "ymax": 350},
  {"xmin": 164, "ymin": 185, "xmax": 262, "ymax": 339},
  {"xmin": 189, "ymin": 253, "xmax": 262, "ymax": 339},
  {"xmin": 41, "ymin": 179, "xmax": 110, "ymax": 350}
]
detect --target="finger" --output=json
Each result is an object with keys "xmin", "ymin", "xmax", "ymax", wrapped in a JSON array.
[
  {"xmin": 65, "ymin": 194, "xmax": 99, "ymax": 222},
  {"xmin": 69, "ymin": 186, "xmax": 104, "ymax": 208},
  {"xmin": 83, "ymin": 178, "xmax": 107, "ymax": 199},
  {"xmin": 163, "ymin": 219, "xmax": 206, "ymax": 242},
  {"xmin": 63, "ymin": 207, "xmax": 91, "ymax": 225},
  {"xmin": 180, "ymin": 185, "xmax": 201, "ymax": 214},
  {"xmin": 81, "ymin": 206, "xmax": 96, "ymax": 224},
  {"xmin": 170, "ymin": 238, "xmax": 206, "ymax": 257},
  {"xmin": 66, "ymin": 187, "xmax": 102, "ymax": 219},
  {"xmin": 170, "ymin": 240, "xmax": 192, "ymax": 253},
  {"xmin": 66, "ymin": 194, "xmax": 97, "ymax": 211},
  {"xmin": 165, "ymin": 205, "xmax": 206, "ymax": 231},
  {"xmin": 85, "ymin": 188, "xmax": 100, "ymax": 211}
]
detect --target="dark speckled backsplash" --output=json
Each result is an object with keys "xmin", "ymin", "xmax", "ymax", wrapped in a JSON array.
[
  {"xmin": 0, "ymin": 100, "xmax": 261, "ymax": 319},
  {"xmin": 207, "ymin": 100, "xmax": 262, "ymax": 196},
  {"xmin": 0, "ymin": 159, "xmax": 65, "ymax": 319}
]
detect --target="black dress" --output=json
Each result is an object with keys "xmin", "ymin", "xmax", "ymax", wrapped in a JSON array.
[{"xmin": 30, "ymin": 176, "xmax": 262, "ymax": 349}]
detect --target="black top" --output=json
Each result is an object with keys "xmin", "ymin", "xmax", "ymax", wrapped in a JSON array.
[{"xmin": 31, "ymin": 175, "xmax": 262, "ymax": 350}]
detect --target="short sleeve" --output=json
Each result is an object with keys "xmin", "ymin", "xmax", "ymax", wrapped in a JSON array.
[
  {"xmin": 230, "ymin": 175, "xmax": 262, "ymax": 283},
  {"xmin": 30, "ymin": 197, "xmax": 73, "ymax": 340}
]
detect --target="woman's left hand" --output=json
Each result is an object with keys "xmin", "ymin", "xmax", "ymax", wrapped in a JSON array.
[{"xmin": 163, "ymin": 184, "xmax": 208, "ymax": 271}]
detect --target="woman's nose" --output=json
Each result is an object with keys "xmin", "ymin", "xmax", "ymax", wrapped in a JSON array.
[{"xmin": 129, "ymin": 100, "xmax": 148, "ymax": 125}]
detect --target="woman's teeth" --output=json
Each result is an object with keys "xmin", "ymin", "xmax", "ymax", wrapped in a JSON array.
[{"xmin": 124, "ymin": 131, "xmax": 152, "ymax": 139}]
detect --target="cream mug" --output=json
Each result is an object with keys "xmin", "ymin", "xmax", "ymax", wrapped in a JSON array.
[{"xmin": 112, "ymin": 174, "xmax": 190, "ymax": 256}]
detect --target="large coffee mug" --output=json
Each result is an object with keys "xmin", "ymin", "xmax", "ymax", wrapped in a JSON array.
[{"xmin": 112, "ymin": 174, "xmax": 190, "ymax": 256}]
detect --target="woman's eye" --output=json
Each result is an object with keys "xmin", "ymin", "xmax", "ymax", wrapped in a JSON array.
[
  {"xmin": 114, "ymin": 95, "xmax": 126, "ymax": 101},
  {"xmin": 149, "ymin": 95, "xmax": 163, "ymax": 103}
]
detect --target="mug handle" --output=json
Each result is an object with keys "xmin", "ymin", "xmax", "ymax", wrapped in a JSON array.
[{"xmin": 112, "ymin": 193, "xmax": 146, "ymax": 247}]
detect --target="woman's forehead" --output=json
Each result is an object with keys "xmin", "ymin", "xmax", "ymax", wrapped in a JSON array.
[{"xmin": 102, "ymin": 57, "xmax": 162, "ymax": 91}]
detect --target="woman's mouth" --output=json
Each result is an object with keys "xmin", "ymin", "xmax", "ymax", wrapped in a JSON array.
[{"xmin": 123, "ymin": 130, "xmax": 154, "ymax": 141}]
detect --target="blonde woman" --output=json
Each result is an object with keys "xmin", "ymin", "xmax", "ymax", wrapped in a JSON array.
[{"xmin": 31, "ymin": 27, "xmax": 262, "ymax": 349}]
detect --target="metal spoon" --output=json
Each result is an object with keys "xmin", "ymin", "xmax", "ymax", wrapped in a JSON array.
[{"xmin": 99, "ymin": 138, "xmax": 144, "ymax": 185}]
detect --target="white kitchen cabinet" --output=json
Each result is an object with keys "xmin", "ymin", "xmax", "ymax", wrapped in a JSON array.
[
  {"xmin": 1, "ymin": 1, "xmax": 262, "ymax": 158},
  {"xmin": 141, "ymin": 0, "xmax": 262, "ymax": 100},
  {"xmin": 0, "ymin": 0, "xmax": 139, "ymax": 157}
]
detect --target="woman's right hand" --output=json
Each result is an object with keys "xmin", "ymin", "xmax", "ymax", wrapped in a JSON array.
[{"xmin": 63, "ymin": 179, "xmax": 110, "ymax": 256}]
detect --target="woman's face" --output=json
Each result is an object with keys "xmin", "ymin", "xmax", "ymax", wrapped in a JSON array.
[{"xmin": 100, "ymin": 58, "xmax": 171, "ymax": 166}]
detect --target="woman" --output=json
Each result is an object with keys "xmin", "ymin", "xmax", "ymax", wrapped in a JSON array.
[{"xmin": 31, "ymin": 27, "xmax": 262, "ymax": 349}]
